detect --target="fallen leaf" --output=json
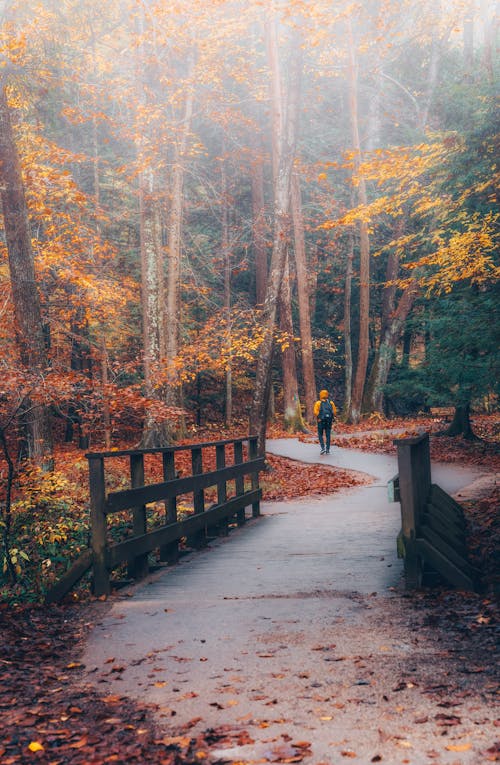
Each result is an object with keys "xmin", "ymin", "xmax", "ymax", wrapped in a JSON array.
[
  {"xmin": 28, "ymin": 742, "xmax": 44, "ymax": 752},
  {"xmin": 445, "ymin": 743, "xmax": 472, "ymax": 752},
  {"xmin": 69, "ymin": 737, "xmax": 88, "ymax": 749}
]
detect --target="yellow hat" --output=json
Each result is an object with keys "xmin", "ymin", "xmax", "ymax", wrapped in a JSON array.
[{"xmin": 319, "ymin": 389, "xmax": 329, "ymax": 399}]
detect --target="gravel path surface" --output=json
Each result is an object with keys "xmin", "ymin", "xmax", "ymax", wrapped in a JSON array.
[{"xmin": 82, "ymin": 439, "xmax": 497, "ymax": 765}]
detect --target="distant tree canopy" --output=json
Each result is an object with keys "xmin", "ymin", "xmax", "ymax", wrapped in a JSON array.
[{"xmin": 0, "ymin": 0, "xmax": 498, "ymax": 458}]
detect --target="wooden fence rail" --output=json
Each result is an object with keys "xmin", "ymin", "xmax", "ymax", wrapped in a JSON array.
[
  {"xmin": 392, "ymin": 433, "xmax": 481, "ymax": 592},
  {"xmin": 45, "ymin": 437, "xmax": 264, "ymax": 602}
]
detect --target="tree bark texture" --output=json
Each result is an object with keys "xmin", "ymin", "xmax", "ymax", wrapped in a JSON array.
[
  {"xmin": 166, "ymin": 69, "xmax": 194, "ymax": 406},
  {"xmin": 364, "ymin": 282, "xmax": 418, "ymax": 413},
  {"xmin": 443, "ymin": 403, "xmax": 476, "ymax": 440},
  {"xmin": 251, "ymin": 146, "xmax": 268, "ymax": 307},
  {"xmin": 0, "ymin": 84, "xmax": 53, "ymax": 465},
  {"xmin": 347, "ymin": 21, "xmax": 371, "ymax": 424},
  {"xmin": 343, "ymin": 227, "xmax": 354, "ymax": 417},
  {"xmin": 280, "ymin": 251, "xmax": 306, "ymax": 432},
  {"xmin": 221, "ymin": 157, "xmax": 233, "ymax": 427},
  {"xmin": 250, "ymin": 21, "xmax": 302, "ymax": 454},
  {"xmin": 291, "ymin": 172, "xmax": 315, "ymax": 423}
]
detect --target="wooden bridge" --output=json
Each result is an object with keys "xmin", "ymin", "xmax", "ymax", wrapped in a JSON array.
[
  {"xmin": 46, "ymin": 437, "xmax": 264, "ymax": 603},
  {"xmin": 393, "ymin": 433, "xmax": 481, "ymax": 592}
]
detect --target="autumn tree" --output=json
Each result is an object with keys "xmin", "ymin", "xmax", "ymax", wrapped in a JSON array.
[
  {"xmin": 0, "ymin": 79, "xmax": 53, "ymax": 466},
  {"xmin": 250, "ymin": 11, "xmax": 302, "ymax": 453}
]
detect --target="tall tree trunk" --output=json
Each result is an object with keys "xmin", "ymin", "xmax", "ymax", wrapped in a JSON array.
[
  {"xmin": 419, "ymin": 2, "xmax": 451, "ymax": 128},
  {"xmin": 280, "ymin": 251, "xmax": 306, "ymax": 432},
  {"xmin": 363, "ymin": 218, "xmax": 417, "ymax": 413},
  {"xmin": 480, "ymin": 0, "xmax": 494, "ymax": 83},
  {"xmin": 251, "ymin": 145, "xmax": 268, "ymax": 307},
  {"xmin": 343, "ymin": 226, "xmax": 354, "ymax": 417},
  {"xmin": 347, "ymin": 20, "xmax": 370, "ymax": 424},
  {"xmin": 65, "ymin": 312, "xmax": 91, "ymax": 449},
  {"xmin": 0, "ymin": 84, "xmax": 53, "ymax": 466},
  {"xmin": 250, "ymin": 21, "xmax": 302, "ymax": 454},
  {"xmin": 364, "ymin": 282, "xmax": 418, "ymax": 413},
  {"xmin": 463, "ymin": 10, "xmax": 474, "ymax": 79},
  {"xmin": 442, "ymin": 403, "xmax": 476, "ymax": 440},
  {"xmin": 166, "ymin": 62, "xmax": 194, "ymax": 408},
  {"xmin": 91, "ymin": 107, "xmax": 112, "ymax": 449},
  {"xmin": 221, "ymin": 157, "xmax": 233, "ymax": 427},
  {"xmin": 291, "ymin": 172, "xmax": 315, "ymax": 423}
]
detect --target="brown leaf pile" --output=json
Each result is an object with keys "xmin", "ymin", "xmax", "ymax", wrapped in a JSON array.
[
  {"xmin": 0, "ymin": 605, "xmax": 221, "ymax": 764},
  {"xmin": 260, "ymin": 453, "xmax": 370, "ymax": 501}
]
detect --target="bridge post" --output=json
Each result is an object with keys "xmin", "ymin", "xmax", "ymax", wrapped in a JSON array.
[
  {"xmin": 249, "ymin": 436, "xmax": 260, "ymax": 517},
  {"xmin": 128, "ymin": 453, "xmax": 149, "ymax": 580},
  {"xmin": 234, "ymin": 441, "xmax": 245, "ymax": 526},
  {"xmin": 160, "ymin": 450, "xmax": 178, "ymax": 563},
  {"xmin": 88, "ymin": 455, "xmax": 110, "ymax": 596},
  {"xmin": 216, "ymin": 443, "xmax": 228, "ymax": 536},
  {"xmin": 395, "ymin": 433, "xmax": 431, "ymax": 588},
  {"xmin": 189, "ymin": 446, "xmax": 206, "ymax": 547}
]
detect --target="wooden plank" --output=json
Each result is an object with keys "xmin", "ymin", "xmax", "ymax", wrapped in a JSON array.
[
  {"xmin": 234, "ymin": 441, "xmax": 245, "ymax": 526},
  {"xmin": 160, "ymin": 451, "xmax": 178, "ymax": 563},
  {"xmin": 394, "ymin": 433, "xmax": 431, "ymax": 539},
  {"xmin": 44, "ymin": 549, "xmax": 93, "ymax": 604},
  {"xmin": 415, "ymin": 539, "xmax": 478, "ymax": 591},
  {"xmin": 214, "ymin": 444, "xmax": 227, "ymax": 536},
  {"xmin": 129, "ymin": 453, "xmax": 148, "ymax": 579},
  {"xmin": 85, "ymin": 436, "xmax": 250, "ymax": 460},
  {"xmin": 429, "ymin": 484, "xmax": 465, "ymax": 520},
  {"xmin": 430, "ymin": 407, "xmax": 454, "ymax": 417},
  {"xmin": 425, "ymin": 501, "xmax": 465, "ymax": 533},
  {"xmin": 419, "ymin": 525, "xmax": 478, "ymax": 580},
  {"xmin": 88, "ymin": 455, "xmax": 110, "ymax": 596},
  {"xmin": 422, "ymin": 512, "xmax": 468, "ymax": 557},
  {"xmin": 190, "ymin": 446, "xmax": 206, "ymax": 548},
  {"xmin": 249, "ymin": 436, "xmax": 260, "ymax": 517},
  {"xmin": 106, "ymin": 490, "xmax": 261, "ymax": 569},
  {"xmin": 105, "ymin": 458, "xmax": 264, "ymax": 513}
]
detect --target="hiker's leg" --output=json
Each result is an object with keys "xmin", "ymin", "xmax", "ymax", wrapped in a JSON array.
[
  {"xmin": 317, "ymin": 421, "xmax": 325, "ymax": 451},
  {"xmin": 325, "ymin": 423, "xmax": 331, "ymax": 452}
]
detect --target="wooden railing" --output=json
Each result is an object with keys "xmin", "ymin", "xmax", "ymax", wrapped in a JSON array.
[
  {"xmin": 392, "ymin": 433, "xmax": 480, "ymax": 592},
  {"xmin": 45, "ymin": 437, "xmax": 264, "ymax": 602}
]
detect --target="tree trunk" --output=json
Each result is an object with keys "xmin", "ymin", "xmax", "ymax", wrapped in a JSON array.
[
  {"xmin": 347, "ymin": 21, "xmax": 370, "ymax": 424},
  {"xmin": 280, "ymin": 251, "xmax": 306, "ymax": 432},
  {"xmin": 251, "ymin": 145, "xmax": 268, "ymax": 307},
  {"xmin": 89, "ymin": 104, "xmax": 113, "ymax": 450},
  {"xmin": 221, "ymin": 157, "xmax": 233, "ymax": 427},
  {"xmin": 140, "ymin": 169, "xmax": 161, "ymax": 397},
  {"xmin": 65, "ymin": 314, "xmax": 92, "ymax": 449},
  {"xmin": 343, "ymin": 226, "xmax": 354, "ymax": 418},
  {"xmin": 463, "ymin": 12, "xmax": 474, "ymax": 79},
  {"xmin": 250, "ymin": 21, "xmax": 302, "ymax": 455},
  {"xmin": 291, "ymin": 172, "xmax": 315, "ymax": 423},
  {"xmin": 166, "ymin": 64, "xmax": 194, "ymax": 407},
  {"xmin": 0, "ymin": 84, "xmax": 53, "ymax": 467},
  {"xmin": 442, "ymin": 403, "xmax": 477, "ymax": 440},
  {"xmin": 480, "ymin": 0, "xmax": 494, "ymax": 83},
  {"xmin": 364, "ymin": 282, "xmax": 418, "ymax": 413}
]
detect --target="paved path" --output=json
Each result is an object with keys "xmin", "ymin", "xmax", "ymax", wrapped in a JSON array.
[{"xmin": 82, "ymin": 440, "xmax": 492, "ymax": 764}]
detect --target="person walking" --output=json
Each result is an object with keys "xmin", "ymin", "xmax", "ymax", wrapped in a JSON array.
[{"xmin": 314, "ymin": 389, "xmax": 337, "ymax": 455}]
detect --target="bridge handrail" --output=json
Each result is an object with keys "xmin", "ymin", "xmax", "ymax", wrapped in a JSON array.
[{"xmin": 45, "ymin": 436, "xmax": 263, "ymax": 602}]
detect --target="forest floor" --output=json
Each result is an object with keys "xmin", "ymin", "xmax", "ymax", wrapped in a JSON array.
[{"xmin": 1, "ymin": 413, "xmax": 498, "ymax": 764}]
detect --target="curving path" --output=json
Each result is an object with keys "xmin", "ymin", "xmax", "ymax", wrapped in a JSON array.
[{"xmin": 82, "ymin": 439, "xmax": 494, "ymax": 764}]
